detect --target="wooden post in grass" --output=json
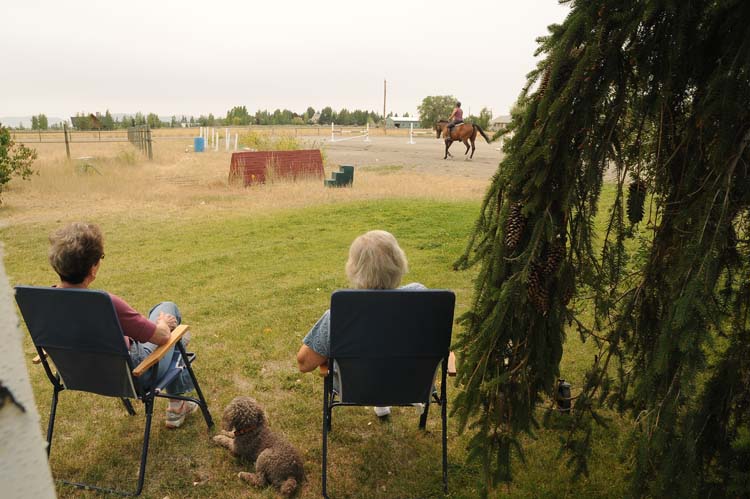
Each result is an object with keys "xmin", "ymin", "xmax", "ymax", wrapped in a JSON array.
[
  {"xmin": 146, "ymin": 125, "xmax": 153, "ymax": 160},
  {"xmin": 63, "ymin": 123, "xmax": 71, "ymax": 159}
]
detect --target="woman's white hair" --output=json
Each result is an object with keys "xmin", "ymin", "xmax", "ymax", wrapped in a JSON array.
[{"xmin": 345, "ymin": 230, "xmax": 408, "ymax": 289}]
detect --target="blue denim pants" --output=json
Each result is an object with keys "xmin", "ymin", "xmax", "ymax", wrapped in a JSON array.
[{"xmin": 128, "ymin": 301, "xmax": 194, "ymax": 395}]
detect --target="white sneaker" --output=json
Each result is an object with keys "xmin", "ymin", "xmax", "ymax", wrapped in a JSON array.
[
  {"xmin": 374, "ymin": 406, "xmax": 391, "ymax": 418},
  {"xmin": 165, "ymin": 400, "xmax": 199, "ymax": 429}
]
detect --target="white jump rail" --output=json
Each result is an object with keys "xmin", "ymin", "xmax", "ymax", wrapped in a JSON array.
[{"xmin": 328, "ymin": 122, "xmax": 371, "ymax": 143}]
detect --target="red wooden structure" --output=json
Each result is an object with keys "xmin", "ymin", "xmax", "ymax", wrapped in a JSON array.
[{"xmin": 229, "ymin": 149, "xmax": 324, "ymax": 186}]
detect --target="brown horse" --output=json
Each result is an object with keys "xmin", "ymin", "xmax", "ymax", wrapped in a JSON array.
[{"xmin": 434, "ymin": 120, "xmax": 492, "ymax": 159}]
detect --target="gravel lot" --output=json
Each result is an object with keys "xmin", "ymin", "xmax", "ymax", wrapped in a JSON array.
[{"xmin": 319, "ymin": 134, "xmax": 503, "ymax": 180}]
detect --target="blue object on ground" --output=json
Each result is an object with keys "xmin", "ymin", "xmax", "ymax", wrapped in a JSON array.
[{"xmin": 194, "ymin": 137, "xmax": 205, "ymax": 152}]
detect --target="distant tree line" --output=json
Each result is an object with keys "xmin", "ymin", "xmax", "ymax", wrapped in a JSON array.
[
  {"xmin": 225, "ymin": 105, "xmax": 383, "ymax": 126},
  {"xmin": 19, "ymin": 100, "xmax": 490, "ymax": 130}
]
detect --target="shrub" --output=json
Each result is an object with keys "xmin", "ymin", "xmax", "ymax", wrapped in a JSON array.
[
  {"xmin": 238, "ymin": 131, "xmax": 305, "ymax": 151},
  {"xmin": 0, "ymin": 124, "xmax": 37, "ymax": 204}
]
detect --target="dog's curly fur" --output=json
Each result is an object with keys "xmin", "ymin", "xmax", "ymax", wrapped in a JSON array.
[{"xmin": 212, "ymin": 396, "xmax": 304, "ymax": 496}]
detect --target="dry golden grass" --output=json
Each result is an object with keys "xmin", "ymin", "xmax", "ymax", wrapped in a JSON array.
[{"xmin": 1, "ymin": 139, "xmax": 489, "ymax": 227}]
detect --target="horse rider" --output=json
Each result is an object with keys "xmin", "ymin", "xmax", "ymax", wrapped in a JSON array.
[{"xmin": 447, "ymin": 101, "xmax": 464, "ymax": 132}]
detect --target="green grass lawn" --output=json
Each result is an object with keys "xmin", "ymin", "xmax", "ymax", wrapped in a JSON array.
[{"xmin": 2, "ymin": 197, "xmax": 629, "ymax": 498}]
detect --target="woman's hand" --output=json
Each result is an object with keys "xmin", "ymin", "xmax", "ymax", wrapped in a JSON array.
[
  {"xmin": 158, "ymin": 312, "xmax": 178, "ymax": 331},
  {"xmin": 151, "ymin": 312, "xmax": 177, "ymax": 345}
]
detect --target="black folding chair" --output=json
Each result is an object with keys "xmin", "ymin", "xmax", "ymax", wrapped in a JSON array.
[
  {"xmin": 321, "ymin": 289, "xmax": 455, "ymax": 498},
  {"xmin": 14, "ymin": 285, "xmax": 214, "ymax": 496}
]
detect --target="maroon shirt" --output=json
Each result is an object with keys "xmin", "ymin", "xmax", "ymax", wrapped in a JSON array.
[
  {"xmin": 453, "ymin": 108, "xmax": 463, "ymax": 121},
  {"xmin": 108, "ymin": 293, "xmax": 156, "ymax": 347}
]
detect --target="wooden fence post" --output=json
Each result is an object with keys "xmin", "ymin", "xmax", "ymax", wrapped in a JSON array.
[
  {"xmin": 63, "ymin": 124, "xmax": 71, "ymax": 160},
  {"xmin": 146, "ymin": 126, "xmax": 153, "ymax": 160}
]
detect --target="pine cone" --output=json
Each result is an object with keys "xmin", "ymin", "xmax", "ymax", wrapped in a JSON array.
[
  {"xmin": 527, "ymin": 263, "xmax": 550, "ymax": 314},
  {"xmin": 543, "ymin": 236, "xmax": 566, "ymax": 276},
  {"xmin": 627, "ymin": 179, "xmax": 647, "ymax": 225},
  {"xmin": 505, "ymin": 202, "xmax": 527, "ymax": 251}
]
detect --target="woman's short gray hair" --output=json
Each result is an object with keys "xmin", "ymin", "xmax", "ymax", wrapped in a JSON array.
[
  {"xmin": 345, "ymin": 230, "xmax": 408, "ymax": 289},
  {"xmin": 48, "ymin": 222, "xmax": 103, "ymax": 284}
]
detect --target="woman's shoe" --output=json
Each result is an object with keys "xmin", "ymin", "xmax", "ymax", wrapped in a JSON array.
[{"xmin": 165, "ymin": 400, "xmax": 199, "ymax": 428}]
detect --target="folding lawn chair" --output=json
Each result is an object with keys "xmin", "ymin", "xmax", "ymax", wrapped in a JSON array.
[
  {"xmin": 14, "ymin": 285, "xmax": 214, "ymax": 496},
  {"xmin": 321, "ymin": 289, "xmax": 455, "ymax": 498}
]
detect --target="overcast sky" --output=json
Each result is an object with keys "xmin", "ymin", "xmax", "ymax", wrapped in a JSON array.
[{"xmin": 1, "ymin": 0, "xmax": 570, "ymax": 120}]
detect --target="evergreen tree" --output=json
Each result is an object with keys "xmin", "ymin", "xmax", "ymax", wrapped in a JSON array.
[
  {"xmin": 146, "ymin": 113, "xmax": 161, "ymax": 128},
  {"xmin": 337, "ymin": 108, "xmax": 350, "ymax": 125},
  {"xmin": 318, "ymin": 106, "xmax": 333, "ymax": 125},
  {"xmin": 453, "ymin": 1, "xmax": 750, "ymax": 497},
  {"xmin": 101, "ymin": 110, "xmax": 114, "ymax": 130}
]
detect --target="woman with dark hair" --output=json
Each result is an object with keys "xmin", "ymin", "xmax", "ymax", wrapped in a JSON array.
[
  {"xmin": 447, "ymin": 101, "xmax": 464, "ymax": 131},
  {"xmin": 48, "ymin": 222, "xmax": 198, "ymax": 429}
]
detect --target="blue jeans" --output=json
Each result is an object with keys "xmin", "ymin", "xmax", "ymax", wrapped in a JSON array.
[{"xmin": 129, "ymin": 301, "xmax": 194, "ymax": 395}]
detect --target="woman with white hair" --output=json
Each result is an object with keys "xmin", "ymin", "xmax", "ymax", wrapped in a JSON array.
[{"xmin": 296, "ymin": 230, "xmax": 425, "ymax": 417}]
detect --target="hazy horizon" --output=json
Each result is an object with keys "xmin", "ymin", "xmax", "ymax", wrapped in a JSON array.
[{"xmin": 1, "ymin": 0, "xmax": 570, "ymax": 120}]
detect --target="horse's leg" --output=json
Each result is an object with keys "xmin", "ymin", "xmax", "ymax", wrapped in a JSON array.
[
  {"xmin": 463, "ymin": 139, "xmax": 470, "ymax": 155},
  {"xmin": 469, "ymin": 129, "xmax": 478, "ymax": 159},
  {"xmin": 444, "ymin": 139, "xmax": 453, "ymax": 159}
]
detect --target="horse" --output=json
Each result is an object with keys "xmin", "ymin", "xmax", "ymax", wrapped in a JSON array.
[{"xmin": 434, "ymin": 120, "xmax": 492, "ymax": 160}]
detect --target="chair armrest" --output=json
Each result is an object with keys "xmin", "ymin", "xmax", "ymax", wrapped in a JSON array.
[
  {"xmin": 132, "ymin": 325, "xmax": 189, "ymax": 378},
  {"xmin": 318, "ymin": 361, "xmax": 329, "ymax": 377}
]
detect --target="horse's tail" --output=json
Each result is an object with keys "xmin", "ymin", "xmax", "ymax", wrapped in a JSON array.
[{"xmin": 474, "ymin": 124, "xmax": 492, "ymax": 143}]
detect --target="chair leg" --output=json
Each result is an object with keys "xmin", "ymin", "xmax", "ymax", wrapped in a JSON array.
[
  {"xmin": 45, "ymin": 384, "xmax": 62, "ymax": 457},
  {"xmin": 419, "ymin": 399, "xmax": 430, "ymax": 429},
  {"xmin": 121, "ymin": 398, "xmax": 136, "ymax": 416},
  {"xmin": 326, "ymin": 389, "xmax": 332, "ymax": 432},
  {"xmin": 322, "ymin": 375, "xmax": 332, "ymax": 499},
  {"xmin": 176, "ymin": 342, "xmax": 213, "ymax": 428},
  {"xmin": 441, "ymin": 368, "xmax": 448, "ymax": 493},
  {"xmin": 134, "ymin": 397, "xmax": 155, "ymax": 497}
]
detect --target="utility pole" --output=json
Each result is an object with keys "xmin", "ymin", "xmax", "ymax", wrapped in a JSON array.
[{"xmin": 383, "ymin": 79, "xmax": 387, "ymax": 136}]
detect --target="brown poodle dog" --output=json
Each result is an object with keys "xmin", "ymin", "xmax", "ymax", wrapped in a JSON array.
[{"xmin": 212, "ymin": 396, "xmax": 304, "ymax": 496}]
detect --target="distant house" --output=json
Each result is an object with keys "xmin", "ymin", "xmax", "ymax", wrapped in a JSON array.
[
  {"xmin": 385, "ymin": 116, "xmax": 421, "ymax": 129},
  {"xmin": 490, "ymin": 115, "xmax": 512, "ymax": 131},
  {"xmin": 308, "ymin": 112, "xmax": 321, "ymax": 125},
  {"xmin": 69, "ymin": 113, "xmax": 103, "ymax": 130}
]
